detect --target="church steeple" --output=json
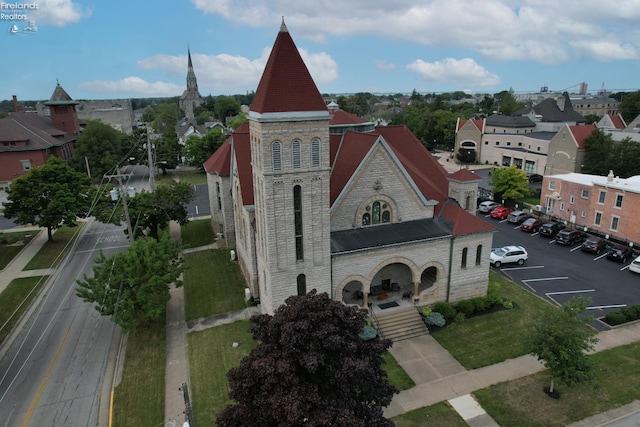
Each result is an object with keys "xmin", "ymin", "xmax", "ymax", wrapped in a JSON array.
[
  {"xmin": 186, "ymin": 47, "xmax": 198, "ymax": 91},
  {"xmin": 180, "ymin": 47, "xmax": 205, "ymax": 120}
]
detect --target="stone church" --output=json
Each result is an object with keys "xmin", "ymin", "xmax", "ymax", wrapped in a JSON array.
[
  {"xmin": 205, "ymin": 21, "xmax": 495, "ymax": 315},
  {"xmin": 179, "ymin": 48, "xmax": 205, "ymax": 120}
]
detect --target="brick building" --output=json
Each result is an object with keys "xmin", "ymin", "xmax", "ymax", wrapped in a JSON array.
[
  {"xmin": 204, "ymin": 21, "xmax": 495, "ymax": 315},
  {"xmin": 0, "ymin": 83, "xmax": 80, "ymax": 188}
]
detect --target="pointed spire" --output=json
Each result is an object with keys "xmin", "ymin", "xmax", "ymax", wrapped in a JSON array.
[
  {"xmin": 188, "ymin": 46, "xmax": 193, "ymax": 68},
  {"xmin": 280, "ymin": 16, "xmax": 288, "ymax": 32}
]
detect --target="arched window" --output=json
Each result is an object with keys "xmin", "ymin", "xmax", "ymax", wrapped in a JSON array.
[
  {"xmin": 461, "ymin": 247, "xmax": 468, "ymax": 268},
  {"xmin": 476, "ymin": 245, "xmax": 482, "ymax": 266},
  {"xmin": 294, "ymin": 185, "xmax": 303, "ymax": 260},
  {"xmin": 297, "ymin": 274, "xmax": 306, "ymax": 296},
  {"xmin": 272, "ymin": 141, "xmax": 282, "ymax": 171},
  {"xmin": 292, "ymin": 140, "xmax": 301, "ymax": 169},
  {"xmin": 362, "ymin": 200, "xmax": 392, "ymax": 226},
  {"xmin": 311, "ymin": 138, "xmax": 320, "ymax": 167}
]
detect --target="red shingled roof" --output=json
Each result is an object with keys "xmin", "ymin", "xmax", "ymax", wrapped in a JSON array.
[
  {"xmin": 250, "ymin": 22, "xmax": 327, "ymax": 114},
  {"xmin": 330, "ymin": 131, "xmax": 378, "ymax": 204},
  {"xmin": 329, "ymin": 109, "xmax": 366, "ymax": 125},
  {"xmin": 203, "ymin": 138, "xmax": 231, "ymax": 176},
  {"xmin": 437, "ymin": 201, "xmax": 496, "ymax": 236},
  {"xmin": 569, "ymin": 124, "xmax": 597, "ymax": 149},
  {"xmin": 611, "ymin": 114, "xmax": 626, "ymax": 130},
  {"xmin": 232, "ymin": 126, "xmax": 254, "ymax": 206},
  {"xmin": 456, "ymin": 118, "xmax": 484, "ymax": 132},
  {"xmin": 448, "ymin": 168, "xmax": 481, "ymax": 182}
]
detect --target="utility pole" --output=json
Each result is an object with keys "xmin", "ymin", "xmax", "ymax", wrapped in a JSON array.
[
  {"xmin": 146, "ymin": 124, "xmax": 156, "ymax": 192},
  {"xmin": 105, "ymin": 167, "xmax": 134, "ymax": 241}
]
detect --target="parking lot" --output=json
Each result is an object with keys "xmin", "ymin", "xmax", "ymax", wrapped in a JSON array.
[{"xmin": 480, "ymin": 210, "xmax": 640, "ymax": 330}]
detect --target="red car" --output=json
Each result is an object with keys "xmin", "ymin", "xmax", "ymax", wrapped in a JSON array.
[
  {"xmin": 520, "ymin": 217, "xmax": 542, "ymax": 232},
  {"xmin": 490, "ymin": 206, "xmax": 513, "ymax": 220}
]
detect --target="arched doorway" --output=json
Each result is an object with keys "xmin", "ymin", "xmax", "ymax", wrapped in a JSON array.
[
  {"xmin": 341, "ymin": 280, "xmax": 364, "ymax": 305},
  {"xmin": 419, "ymin": 266, "xmax": 437, "ymax": 294}
]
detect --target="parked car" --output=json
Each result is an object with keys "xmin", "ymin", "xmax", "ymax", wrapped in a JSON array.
[
  {"xmin": 555, "ymin": 230, "xmax": 586, "ymax": 246},
  {"xmin": 630, "ymin": 255, "xmax": 640, "ymax": 273},
  {"xmin": 507, "ymin": 210, "xmax": 530, "ymax": 224},
  {"xmin": 606, "ymin": 245, "xmax": 634, "ymax": 263},
  {"xmin": 490, "ymin": 206, "xmax": 513, "ymax": 220},
  {"xmin": 490, "ymin": 245, "xmax": 528, "ymax": 268},
  {"xmin": 478, "ymin": 200, "xmax": 500, "ymax": 213},
  {"xmin": 539, "ymin": 222, "xmax": 566, "ymax": 238},
  {"xmin": 520, "ymin": 217, "xmax": 542, "ymax": 232},
  {"xmin": 528, "ymin": 173, "xmax": 543, "ymax": 183},
  {"xmin": 580, "ymin": 238, "xmax": 608, "ymax": 255}
]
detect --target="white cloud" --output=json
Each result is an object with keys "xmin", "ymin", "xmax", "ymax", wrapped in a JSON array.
[
  {"xmin": 407, "ymin": 58, "xmax": 500, "ymax": 87},
  {"xmin": 375, "ymin": 60, "xmax": 396, "ymax": 71},
  {"xmin": 189, "ymin": 0, "xmax": 640, "ymax": 63},
  {"xmin": 79, "ymin": 77, "xmax": 183, "ymax": 97},
  {"xmin": 32, "ymin": 0, "xmax": 91, "ymax": 26}
]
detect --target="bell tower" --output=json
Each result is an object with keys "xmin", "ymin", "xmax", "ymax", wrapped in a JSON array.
[{"xmin": 249, "ymin": 20, "xmax": 332, "ymax": 314}]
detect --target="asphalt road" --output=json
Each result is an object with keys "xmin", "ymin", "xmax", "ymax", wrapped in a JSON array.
[
  {"xmin": 0, "ymin": 220, "xmax": 129, "ymax": 426},
  {"xmin": 482, "ymin": 211, "xmax": 640, "ymax": 330}
]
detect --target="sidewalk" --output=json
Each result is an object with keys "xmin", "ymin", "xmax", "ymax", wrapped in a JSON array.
[{"xmin": 0, "ymin": 227, "xmax": 48, "ymax": 293}]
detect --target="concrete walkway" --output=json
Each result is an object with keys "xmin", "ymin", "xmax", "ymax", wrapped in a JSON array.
[{"xmin": 0, "ymin": 226, "xmax": 48, "ymax": 293}]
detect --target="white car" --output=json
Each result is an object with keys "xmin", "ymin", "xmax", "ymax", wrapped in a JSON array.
[
  {"xmin": 478, "ymin": 201, "xmax": 500, "ymax": 213},
  {"xmin": 630, "ymin": 255, "xmax": 640, "ymax": 274},
  {"xmin": 490, "ymin": 246, "xmax": 528, "ymax": 268}
]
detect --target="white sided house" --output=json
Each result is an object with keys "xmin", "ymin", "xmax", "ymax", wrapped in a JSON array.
[{"xmin": 205, "ymin": 21, "xmax": 496, "ymax": 315}]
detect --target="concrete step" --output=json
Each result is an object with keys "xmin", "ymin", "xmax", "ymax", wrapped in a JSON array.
[{"xmin": 372, "ymin": 306, "xmax": 428, "ymax": 342}]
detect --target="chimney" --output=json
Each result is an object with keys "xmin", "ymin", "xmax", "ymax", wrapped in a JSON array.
[
  {"xmin": 607, "ymin": 170, "xmax": 614, "ymax": 183},
  {"xmin": 12, "ymin": 95, "xmax": 25, "ymax": 113},
  {"xmin": 556, "ymin": 95, "xmax": 566, "ymax": 112}
]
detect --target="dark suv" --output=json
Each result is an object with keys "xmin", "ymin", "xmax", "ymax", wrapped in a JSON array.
[
  {"xmin": 606, "ymin": 245, "xmax": 634, "ymax": 263},
  {"xmin": 555, "ymin": 230, "xmax": 586, "ymax": 246},
  {"xmin": 581, "ymin": 238, "xmax": 608, "ymax": 255},
  {"xmin": 539, "ymin": 222, "xmax": 565, "ymax": 238}
]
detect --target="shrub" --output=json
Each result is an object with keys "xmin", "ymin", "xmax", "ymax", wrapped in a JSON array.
[
  {"xmin": 485, "ymin": 293, "xmax": 503, "ymax": 308},
  {"xmin": 424, "ymin": 312, "xmax": 446, "ymax": 327},
  {"xmin": 620, "ymin": 305, "xmax": 640, "ymax": 322},
  {"xmin": 420, "ymin": 307, "xmax": 432, "ymax": 317},
  {"xmin": 358, "ymin": 325, "xmax": 378, "ymax": 340},
  {"xmin": 433, "ymin": 301, "xmax": 456, "ymax": 321},
  {"xmin": 502, "ymin": 300, "xmax": 513, "ymax": 310},
  {"xmin": 454, "ymin": 312, "xmax": 466, "ymax": 323},
  {"xmin": 456, "ymin": 299, "xmax": 474, "ymax": 316},
  {"xmin": 471, "ymin": 297, "xmax": 489, "ymax": 313},
  {"xmin": 605, "ymin": 311, "xmax": 627, "ymax": 326}
]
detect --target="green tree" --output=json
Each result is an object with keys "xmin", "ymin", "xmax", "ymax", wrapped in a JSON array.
[
  {"xmin": 610, "ymin": 137, "xmax": 640, "ymax": 178},
  {"xmin": 583, "ymin": 113, "xmax": 601, "ymax": 124},
  {"xmin": 183, "ymin": 129, "xmax": 226, "ymax": 170},
  {"xmin": 70, "ymin": 120, "xmax": 130, "ymax": 178},
  {"xmin": 526, "ymin": 297, "xmax": 598, "ymax": 396},
  {"xmin": 195, "ymin": 110, "xmax": 214, "ymax": 125},
  {"xmin": 582, "ymin": 129, "xmax": 614, "ymax": 176},
  {"xmin": 3, "ymin": 157, "xmax": 91, "ymax": 241},
  {"xmin": 618, "ymin": 90, "xmax": 640, "ymax": 124},
  {"xmin": 94, "ymin": 181, "xmax": 194, "ymax": 241},
  {"xmin": 155, "ymin": 130, "xmax": 181, "ymax": 173},
  {"xmin": 214, "ymin": 95, "xmax": 241, "ymax": 123},
  {"xmin": 76, "ymin": 235, "xmax": 184, "ymax": 332},
  {"xmin": 217, "ymin": 291, "xmax": 397, "ymax": 427},
  {"xmin": 227, "ymin": 111, "xmax": 248, "ymax": 130},
  {"xmin": 494, "ymin": 90, "xmax": 524, "ymax": 115},
  {"xmin": 489, "ymin": 166, "xmax": 533, "ymax": 202}
]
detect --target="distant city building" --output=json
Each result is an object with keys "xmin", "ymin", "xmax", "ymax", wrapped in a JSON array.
[
  {"xmin": 0, "ymin": 82, "xmax": 80, "ymax": 188},
  {"xmin": 179, "ymin": 48, "xmax": 205, "ymax": 120}
]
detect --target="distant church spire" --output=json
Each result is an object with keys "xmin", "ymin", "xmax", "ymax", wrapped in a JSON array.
[{"xmin": 180, "ymin": 47, "xmax": 205, "ymax": 120}]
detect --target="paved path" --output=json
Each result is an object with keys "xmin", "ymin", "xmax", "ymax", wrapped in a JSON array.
[{"xmin": 0, "ymin": 227, "xmax": 48, "ymax": 293}]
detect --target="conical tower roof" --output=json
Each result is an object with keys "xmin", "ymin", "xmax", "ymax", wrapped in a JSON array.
[
  {"xmin": 44, "ymin": 81, "xmax": 78, "ymax": 106},
  {"xmin": 250, "ymin": 20, "xmax": 327, "ymax": 114}
]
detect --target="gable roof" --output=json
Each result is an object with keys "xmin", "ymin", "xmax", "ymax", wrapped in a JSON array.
[
  {"xmin": 203, "ymin": 121, "xmax": 249, "ymax": 177},
  {"xmin": 0, "ymin": 112, "xmax": 75, "ymax": 151},
  {"xmin": 568, "ymin": 124, "xmax": 597, "ymax": 149},
  {"xmin": 437, "ymin": 201, "xmax": 495, "ymax": 236},
  {"xmin": 250, "ymin": 20, "xmax": 327, "ymax": 114},
  {"xmin": 44, "ymin": 82, "xmax": 78, "ymax": 106},
  {"xmin": 231, "ymin": 123, "xmax": 254, "ymax": 205},
  {"xmin": 514, "ymin": 94, "xmax": 585, "ymax": 123},
  {"xmin": 448, "ymin": 168, "xmax": 481, "ymax": 182},
  {"xmin": 456, "ymin": 118, "xmax": 484, "ymax": 132}
]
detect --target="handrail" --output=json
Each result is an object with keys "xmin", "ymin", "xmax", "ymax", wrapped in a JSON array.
[{"xmin": 368, "ymin": 305, "xmax": 385, "ymax": 340}]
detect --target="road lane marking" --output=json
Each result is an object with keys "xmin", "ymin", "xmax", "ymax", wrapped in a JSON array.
[
  {"xmin": 545, "ymin": 289, "xmax": 595, "ymax": 295},
  {"xmin": 501, "ymin": 265, "xmax": 544, "ymax": 271},
  {"xmin": 524, "ymin": 277, "xmax": 570, "ymax": 283},
  {"xmin": 587, "ymin": 304, "xmax": 626, "ymax": 310},
  {"xmin": 22, "ymin": 329, "xmax": 70, "ymax": 427}
]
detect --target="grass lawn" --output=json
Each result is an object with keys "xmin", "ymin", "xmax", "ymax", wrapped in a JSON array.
[
  {"xmin": 392, "ymin": 402, "xmax": 467, "ymax": 426},
  {"xmin": 187, "ymin": 321, "xmax": 414, "ymax": 426},
  {"xmin": 112, "ymin": 318, "xmax": 166, "ymax": 427},
  {"xmin": 475, "ymin": 342, "xmax": 640, "ymax": 427},
  {"xmin": 0, "ymin": 230, "xmax": 38, "ymax": 270},
  {"xmin": 431, "ymin": 272, "xmax": 557, "ymax": 369},
  {"xmin": 181, "ymin": 219, "xmax": 215, "ymax": 249},
  {"xmin": 0, "ymin": 276, "xmax": 47, "ymax": 345},
  {"xmin": 23, "ymin": 225, "xmax": 83, "ymax": 270},
  {"xmin": 188, "ymin": 321, "xmax": 256, "ymax": 426},
  {"xmin": 182, "ymin": 249, "xmax": 247, "ymax": 320},
  {"xmin": 156, "ymin": 168, "xmax": 208, "ymax": 186}
]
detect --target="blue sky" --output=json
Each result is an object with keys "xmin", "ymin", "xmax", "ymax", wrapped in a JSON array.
[{"xmin": 4, "ymin": 0, "xmax": 640, "ymax": 101}]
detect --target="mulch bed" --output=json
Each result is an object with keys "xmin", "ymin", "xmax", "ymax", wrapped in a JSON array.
[{"xmin": 426, "ymin": 302, "xmax": 518, "ymax": 333}]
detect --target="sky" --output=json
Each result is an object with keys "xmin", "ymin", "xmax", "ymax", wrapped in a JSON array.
[{"xmin": 4, "ymin": 0, "xmax": 640, "ymax": 102}]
